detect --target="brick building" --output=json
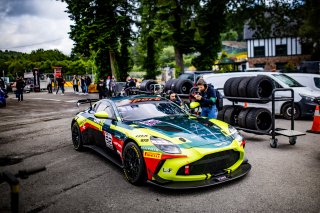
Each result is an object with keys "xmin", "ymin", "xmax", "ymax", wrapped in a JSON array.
[{"xmin": 244, "ymin": 25, "xmax": 311, "ymax": 71}]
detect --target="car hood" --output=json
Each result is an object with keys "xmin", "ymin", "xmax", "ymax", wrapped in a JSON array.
[
  {"xmin": 132, "ymin": 116, "xmax": 234, "ymax": 149},
  {"xmin": 295, "ymin": 87, "xmax": 320, "ymax": 97}
]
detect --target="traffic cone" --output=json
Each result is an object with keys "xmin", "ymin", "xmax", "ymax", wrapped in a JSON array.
[{"xmin": 307, "ymin": 105, "xmax": 320, "ymax": 134}]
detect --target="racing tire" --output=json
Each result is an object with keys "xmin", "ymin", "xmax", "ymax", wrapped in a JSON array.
[
  {"xmin": 140, "ymin": 80, "xmax": 158, "ymax": 92},
  {"xmin": 237, "ymin": 107, "xmax": 255, "ymax": 128},
  {"xmin": 238, "ymin": 77, "xmax": 254, "ymax": 97},
  {"xmin": 71, "ymin": 123, "xmax": 84, "ymax": 151},
  {"xmin": 223, "ymin": 106, "xmax": 243, "ymax": 125},
  {"xmin": 247, "ymin": 76, "xmax": 274, "ymax": 98},
  {"xmin": 246, "ymin": 108, "xmax": 272, "ymax": 132},
  {"xmin": 230, "ymin": 77, "xmax": 243, "ymax": 97},
  {"xmin": 281, "ymin": 103, "xmax": 301, "ymax": 120},
  {"xmin": 123, "ymin": 142, "xmax": 146, "ymax": 185},
  {"xmin": 164, "ymin": 79, "xmax": 177, "ymax": 92},
  {"xmin": 174, "ymin": 79, "xmax": 193, "ymax": 94},
  {"xmin": 217, "ymin": 105, "xmax": 233, "ymax": 121},
  {"xmin": 223, "ymin": 78, "xmax": 236, "ymax": 97}
]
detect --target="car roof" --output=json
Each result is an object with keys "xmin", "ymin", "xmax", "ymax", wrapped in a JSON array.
[
  {"xmin": 285, "ymin": 73, "xmax": 320, "ymax": 77},
  {"xmin": 183, "ymin": 71, "xmax": 214, "ymax": 74}
]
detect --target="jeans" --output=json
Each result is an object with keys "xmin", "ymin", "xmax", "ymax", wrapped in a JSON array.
[
  {"xmin": 201, "ymin": 105, "xmax": 217, "ymax": 119},
  {"xmin": 84, "ymin": 85, "xmax": 88, "ymax": 93},
  {"xmin": 17, "ymin": 89, "xmax": 23, "ymax": 101},
  {"xmin": 56, "ymin": 85, "xmax": 64, "ymax": 94}
]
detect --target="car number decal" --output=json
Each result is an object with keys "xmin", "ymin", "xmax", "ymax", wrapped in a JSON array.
[{"xmin": 104, "ymin": 131, "xmax": 114, "ymax": 150}]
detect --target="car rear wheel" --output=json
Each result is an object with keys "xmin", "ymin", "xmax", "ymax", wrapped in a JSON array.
[
  {"xmin": 282, "ymin": 103, "xmax": 301, "ymax": 120},
  {"xmin": 123, "ymin": 142, "xmax": 146, "ymax": 185},
  {"xmin": 71, "ymin": 123, "xmax": 84, "ymax": 151}
]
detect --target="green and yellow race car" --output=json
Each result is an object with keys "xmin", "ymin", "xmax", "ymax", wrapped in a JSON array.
[{"xmin": 71, "ymin": 95, "xmax": 251, "ymax": 189}]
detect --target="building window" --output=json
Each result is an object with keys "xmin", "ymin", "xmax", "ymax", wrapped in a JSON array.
[
  {"xmin": 253, "ymin": 46, "xmax": 265, "ymax": 57},
  {"xmin": 275, "ymin": 45, "xmax": 287, "ymax": 56}
]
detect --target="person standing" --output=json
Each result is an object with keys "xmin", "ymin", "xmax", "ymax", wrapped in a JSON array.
[
  {"xmin": 105, "ymin": 76, "xmax": 111, "ymax": 97},
  {"xmin": 110, "ymin": 76, "xmax": 117, "ymax": 97},
  {"xmin": 194, "ymin": 78, "xmax": 217, "ymax": 119},
  {"xmin": 97, "ymin": 78, "xmax": 106, "ymax": 99},
  {"xmin": 80, "ymin": 76, "xmax": 86, "ymax": 94},
  {"xmin": 85, "ymin": 76, "xmax": 91, "ymax": 94},
  {"xmin": 16, "ymin": 77, "xmax": 25, "ymax": 102},
  {"xmin": 55, "ymin": 76, "xmax": 65, "ymax": 95},
  {"xmin": 47, "ymin": 75, "xmax": 52, "ymax": 93},
  {"xmin": 72, "ymin": 75, "xmax": 79, "ymax": 93}
]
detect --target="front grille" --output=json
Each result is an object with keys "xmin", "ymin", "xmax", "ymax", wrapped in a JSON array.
[{"xmin": 177, "ymin": 150, "xmax": 240, "ymax": 175}]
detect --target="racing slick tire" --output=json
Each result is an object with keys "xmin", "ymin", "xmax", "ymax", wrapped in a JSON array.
[
  {"xmin": 238, "ymin": 77, "xmax": 254, "ymax": 97},
  {"xmin": 230, "ymin": 77, "xmax": 243, "ymax": 97},
  {"xmin": 217, "ymin": 105, "xmax": 233, "ymax": 121},
  {"xmin": 246, "ymin": 108, "xmax": 272, "ymax": 132},
  {"xmin": 164, "ymin": 79, "xmax": 178, "ymax": 92},
  {"xmin": 140, "ymin": 80, "xmax": 158, "ymax": 92},
  {"xmin": 223, "ymin": 78, "xmax": 235, "ymax": 97},
  {"xmin": 238, "ymin": 107, "xmax": 255, "ymax": 128},
  {"xmin": 223, "ymin": 105, "xmax": 243, "ymax": 126},
  {"xmin": 247, "ymin": 75, "xmax": 274, "ymax": 99},
  {"xmin": 123, "ymin": 142, "xmax": 146, "ymax": 185},
  {"xmin": 174, "ymin": 79, "xmax": 193, "ymax": 94},
  {"xmin": 71, "ymin": 123, "xmax": 84, "ymax": 151}
]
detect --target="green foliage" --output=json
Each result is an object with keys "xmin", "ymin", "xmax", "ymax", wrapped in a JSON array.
[{"xmin": 0, "ymin": 49, "xmax": 93, "ymax": 81}]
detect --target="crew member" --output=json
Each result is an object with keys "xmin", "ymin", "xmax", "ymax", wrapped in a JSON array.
[
  {"xmin": 169, "ymin": 92, "xmax": 182, "ymax": 106},
  {"xmin": 194, "ymin": 78, "xmax": 217, "ymax": 119}
]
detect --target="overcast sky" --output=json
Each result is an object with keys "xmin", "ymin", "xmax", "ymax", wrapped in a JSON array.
[{"xmin": 0, "ymin": 0, "xmax": 74, "ymax": 55}]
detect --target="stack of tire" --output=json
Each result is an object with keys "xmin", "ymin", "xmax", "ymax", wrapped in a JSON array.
[
  {"xmin": 139, "ymin": 80, "xmax": 158, "ymax": 92},
  {"xmin": 164, "ymin": 79, "xmax": 193, "ymax": 94},
  {"xmin": 218, "ymin": 75, "xmax": 274, "ymax": 132}
]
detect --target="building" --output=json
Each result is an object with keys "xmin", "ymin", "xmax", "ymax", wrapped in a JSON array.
[{"xmin": 244, "ymin": 25, "xmax": 311, "ymax": 71}]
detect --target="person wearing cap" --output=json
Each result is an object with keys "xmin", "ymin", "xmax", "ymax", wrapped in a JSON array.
[{"xmin": 194, "ymin": 78, "xmax": 217, "ymax": 119}]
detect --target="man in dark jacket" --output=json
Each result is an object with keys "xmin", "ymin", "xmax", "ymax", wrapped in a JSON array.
[
  {"xmin": 55, "ymin": 77, "xmax": 65, "ymax": 95},
  {"xmin": 16, "ymin": 77, "xmax": 25, "ymax": 102},
  {"xmin": 97, "ymin": 78, "xmax": 106, "ymax": 99},
  {"xmin": 194, "ymin": 78, "xmax": 217, "ymax": 119}
]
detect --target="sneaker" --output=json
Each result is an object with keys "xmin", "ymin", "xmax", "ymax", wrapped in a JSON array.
[
  {"xmin": 53, "ymin": 93, "xmax": 57, "ymax": 95},
  {"xmin": 61, "ymin": 94, "xmax": 64, "ymax": 95}
]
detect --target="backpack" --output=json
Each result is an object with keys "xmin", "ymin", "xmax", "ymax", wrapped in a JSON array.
[{"xmin": 208, "ymin": 84, "xmax": 223, "ymax": 111}]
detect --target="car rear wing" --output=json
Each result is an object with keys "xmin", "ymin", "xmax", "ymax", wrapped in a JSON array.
[{"xmin": 76, "ymin": 99, "xmax": 100, "ymax": 109}]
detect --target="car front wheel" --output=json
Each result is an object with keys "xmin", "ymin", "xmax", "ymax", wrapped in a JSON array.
[{"xmin": 123, "ymin": 142, "xmax": 146, "ymax": 185}]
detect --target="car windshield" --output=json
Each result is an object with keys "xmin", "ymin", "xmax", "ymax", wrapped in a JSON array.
[
  {"xmin": 118, "ymin": 101, "xmax": 186, "ymax": 121},
  {"xmin": 272, "ymin": 74, "xmax": 304, "ymax": 87}
]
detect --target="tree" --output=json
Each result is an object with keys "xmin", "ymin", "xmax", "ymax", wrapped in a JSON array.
[{"xmin": 63, "ymin": 0, "xmax": 136, "ymax": 81}]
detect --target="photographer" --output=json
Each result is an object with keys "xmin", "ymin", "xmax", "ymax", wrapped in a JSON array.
[{"xmin": 194, "ymin": 78, "xmax": 217, "ymax": 119}]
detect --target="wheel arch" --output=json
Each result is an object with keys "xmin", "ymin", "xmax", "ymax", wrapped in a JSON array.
[{"xmin": 280, "ymin": 101, "xmax": 301, "ymax": 116}]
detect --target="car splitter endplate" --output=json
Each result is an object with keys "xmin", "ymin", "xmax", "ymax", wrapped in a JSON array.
[{"xmin": 147, "ymin": 163, "xmax": 251, "ymax": 189}]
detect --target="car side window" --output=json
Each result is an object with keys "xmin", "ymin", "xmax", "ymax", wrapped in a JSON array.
[
  {"xmin": 273, "ymin": 80, "xmax": 282, "ymax": 88},
  {"xmin": 96, "ymin": 102, "xmax": 115, "ymax": 119}
]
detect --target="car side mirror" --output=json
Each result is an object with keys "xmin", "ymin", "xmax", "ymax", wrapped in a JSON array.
[{"xmin": 94, "ymin": 111, "xmax": 109, "ymax": 119}]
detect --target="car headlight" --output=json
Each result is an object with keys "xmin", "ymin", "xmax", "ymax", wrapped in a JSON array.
[
  {"xmin": 150, "ymin": 137, "xmax": 181, "ymax": 154},
  {"xmin": 228, "ymin": 125, "xmax": 245, "ymax": 147},
  {"xmin": 299, "ymin": 94, "xmax": 315, "ymax": 102}
]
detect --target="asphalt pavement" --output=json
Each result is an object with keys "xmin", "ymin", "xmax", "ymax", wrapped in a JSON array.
[{"xmin": 0, "ymin": 91, "xmax": 319, "ymax": 213}]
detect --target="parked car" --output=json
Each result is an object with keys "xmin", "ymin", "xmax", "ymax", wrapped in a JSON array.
[
  {"xmin": 285, "ymin": 73, "xmax": 320, "ymax": 92},
  {"xmin": 203, "ymin": 72, "xmax": 320, "ymax": 119}
]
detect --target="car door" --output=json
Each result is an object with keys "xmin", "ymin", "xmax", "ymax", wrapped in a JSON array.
[{"xmin": 93, "ymin": 101, "xmax": 117, "ymax": 151}]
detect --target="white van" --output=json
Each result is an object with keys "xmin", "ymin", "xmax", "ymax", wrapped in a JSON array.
[
  {"xmin": 285, "ymin": 73, "xmax": 320, "ymax": 92},
  {"xmin": 203, "ymin": 72, "xmax": 320, "ymax": 119}
]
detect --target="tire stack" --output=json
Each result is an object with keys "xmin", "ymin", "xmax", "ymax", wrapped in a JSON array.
[
  {"xmin": 139, "ymin": 80, "xmax": 158, "ymax": 92},
  {"xmin": 164, "ymin": 79, "xmax": 193, "ymax": 94},
  {"xmin": 218, "ymin": 75, "xmax": 274, "ymax": 132}
]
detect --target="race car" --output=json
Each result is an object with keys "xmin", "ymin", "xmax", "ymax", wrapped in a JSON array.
[{"xmin": 71, "ymin": 95, "xmax": 251, "ymax": 189}]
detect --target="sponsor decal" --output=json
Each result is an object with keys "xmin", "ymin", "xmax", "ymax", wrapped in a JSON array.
[
  {"xmin": 104, "ymin": 131, "xmax": 114, "ymax": 150},
  {"xmin": 143, "ymin": 151, "xmax": 162, "ymax": 159},
  {"xmin": 141, "ymin": 139, "xmax": 149, "ymax": 142},
  {"xmin": 141, "ymin": 146, "xmax": 160, "ymax": 152},
  {"xmin": 162, "ymin": 168, "xmax": 172, "ymax": 173},
  {"xmin": 140, "ymin": 119, "xmax": 162, "ymax": 126},
  {"xmin": 136, "ymin": 135, "xmax": 148, "ymax": 137},
  {"xmin": 130, "ymin": 97, "xmax": 161, "ymax": 103}
]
